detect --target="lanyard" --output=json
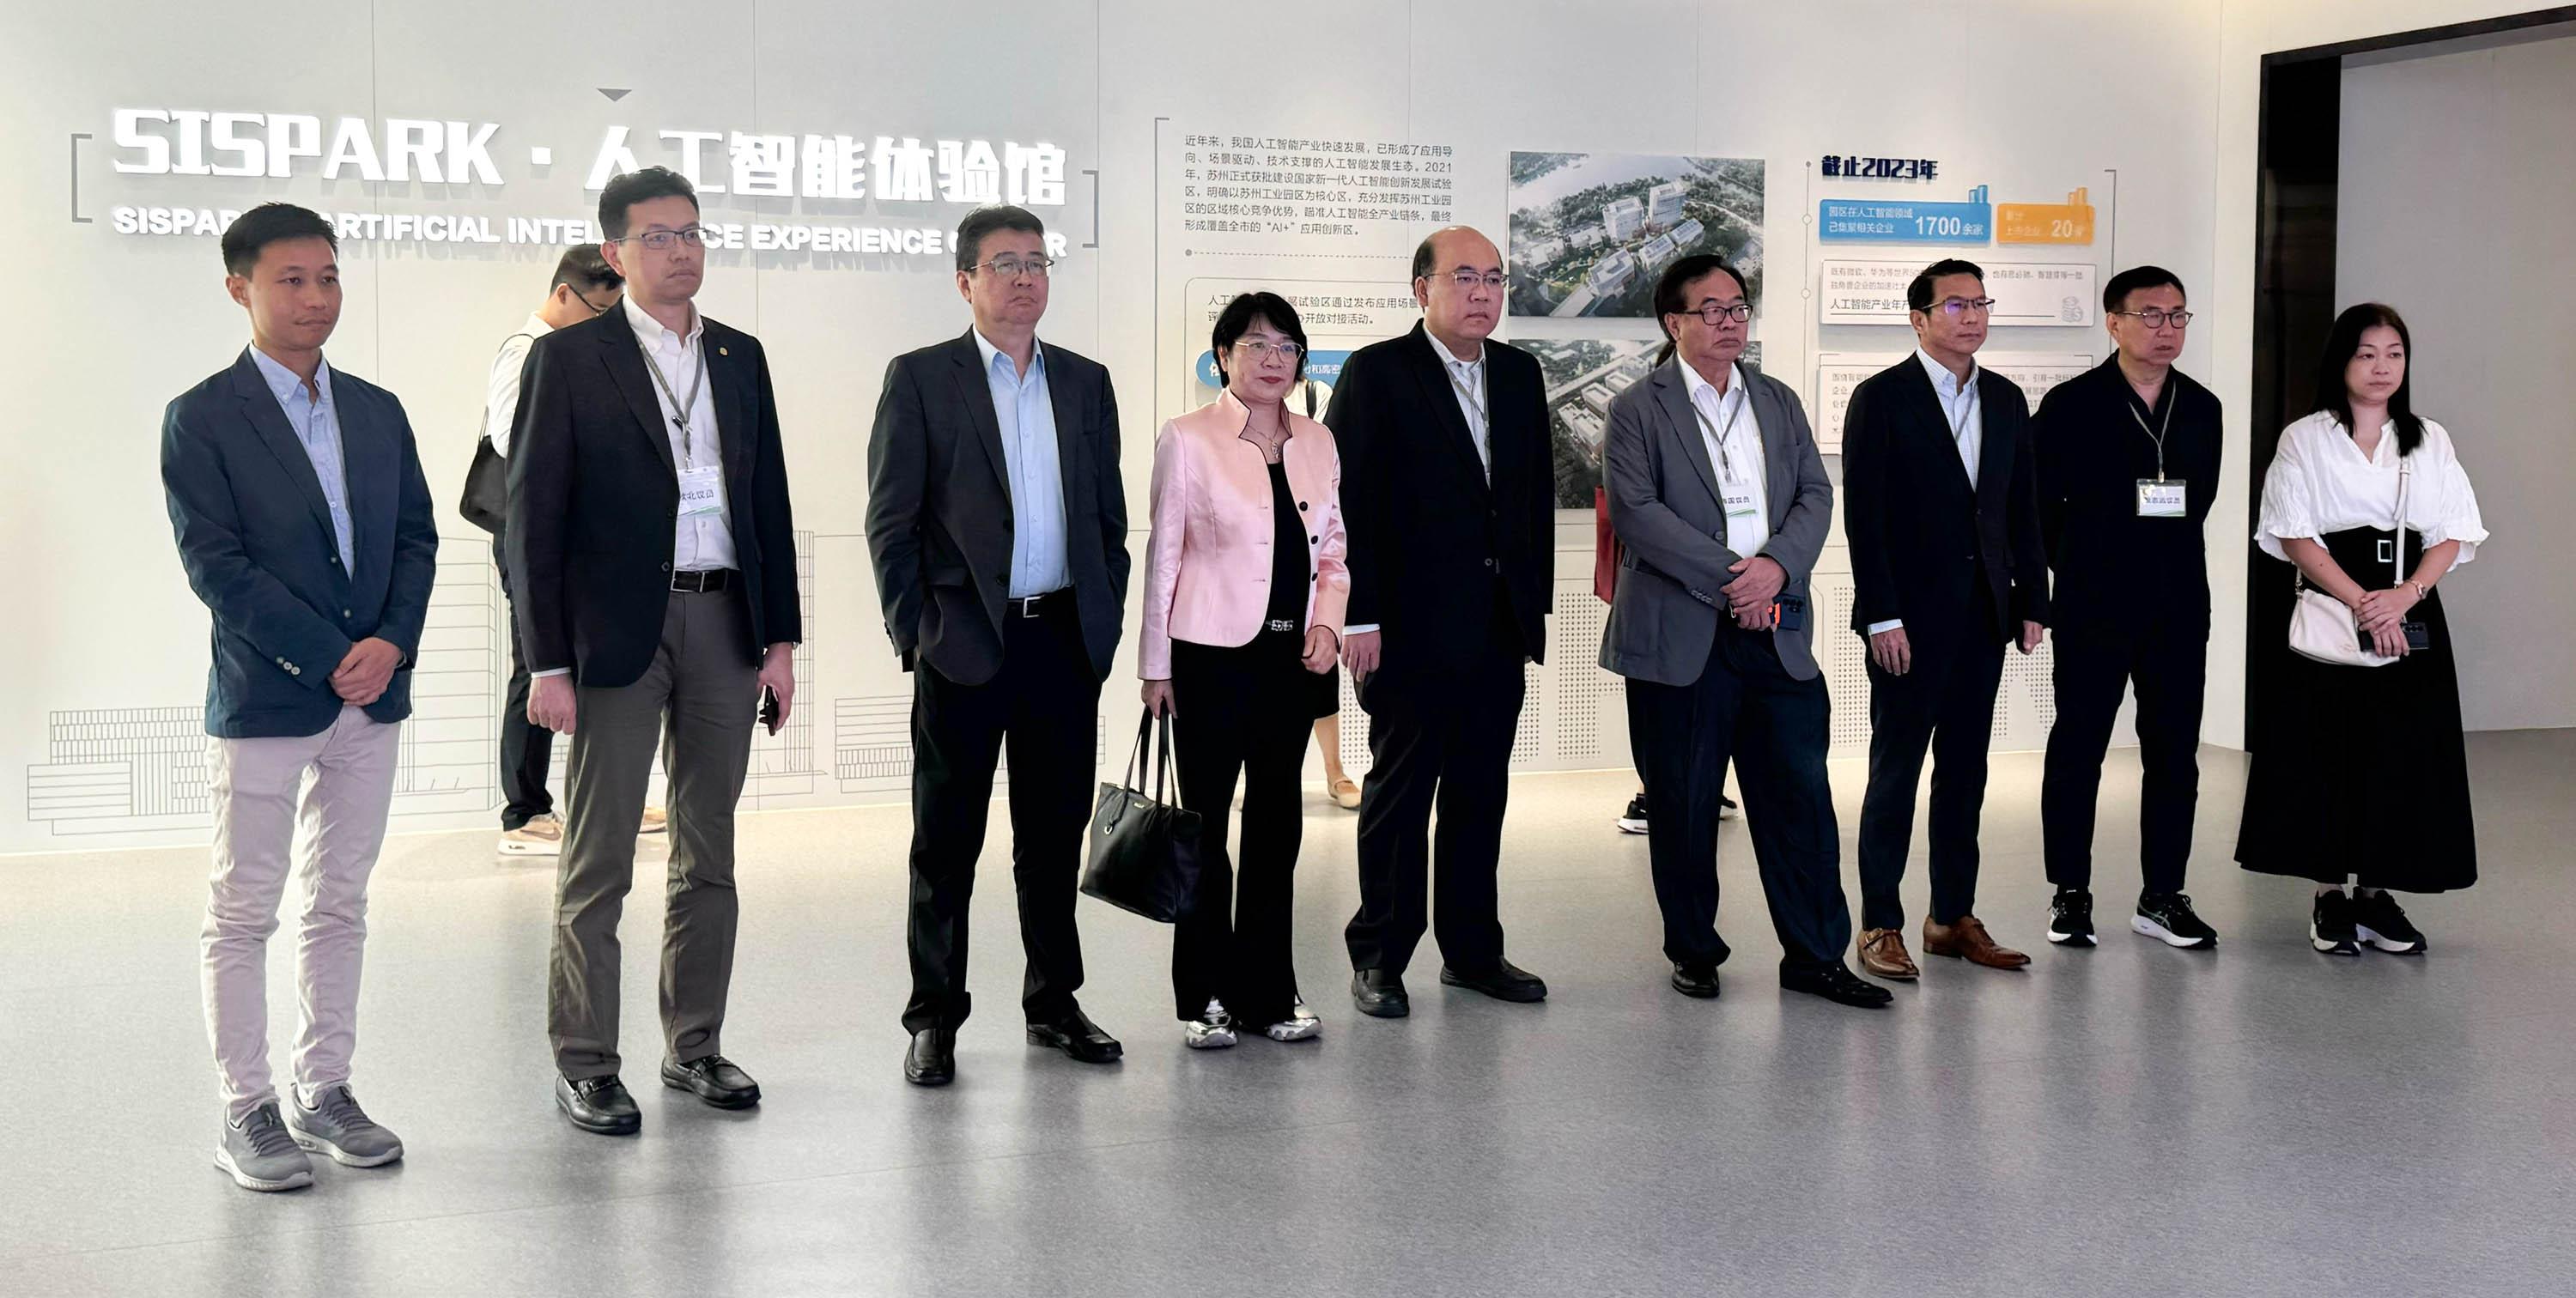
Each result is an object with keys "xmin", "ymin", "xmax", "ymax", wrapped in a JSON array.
[
  {"xmin": 1939, "ymin": 371, "xmax": 1981, "ymax": 443},
  {"xmin": 1690, "ymin": 386, "xmax": 1750, "ymax": 482},
  {"xmin": 1444, "ymin": 360, "xmax": 1488, "ymax": 435},
  {"xmin": 2127, "ymin": 387, "xmax": 2175, "ymax": 482},
  {"xmin": 638, "ymin": 324, "xmax": 710, "ymax": 462}
]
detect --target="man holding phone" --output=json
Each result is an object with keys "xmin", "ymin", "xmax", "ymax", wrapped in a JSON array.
[
  {"xmin": 1598, "ymin": 255, "xmax": 1887, "ymax": 1009},
  {"xmin": 508, "ymin": 166, "xmax": 802, "ymax": 1134}
]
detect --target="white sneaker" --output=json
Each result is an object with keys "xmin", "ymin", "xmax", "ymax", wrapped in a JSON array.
[
  {"xmin": 1182, "ymin": 999, "xmax": 1237, "ymax": 1049},
  {"xmin": 1263, "ymin": 1000, "xmax": 1322, "ymax": 1042},
  {"xmin": 499, "ymin": 814, "xmax": 563, "ymax": 856}
]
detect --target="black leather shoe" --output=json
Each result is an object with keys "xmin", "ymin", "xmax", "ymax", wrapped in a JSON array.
[
  {"xmin": 1026, "ymin": 1010, "xmax": 1122, "ymax": 1064},
  {"xmin": 1670, "ymin": 963, "xmax": 1721, "ymax": 999},
  {"xmin": 1350, "ymin": 968, "xmax": 1410, "ymax": 1018},
  {"xmin": 1440, "ymin": 960, "xmax": 1547, "ymax": 1003},
  {"xmin": 1781, "ymin": 963, "xmax": 1896, "ymax": 1008},
  {"xmin": 555, "ymin": 1075, "xmax": 641, "ymax": 1135},
  {"xmin": 660, "ymin": 1054, "xmax": 760, "ymax": 1109},
  {"xmin": 903, "ymin": 1028, "xmax": 956, "ymax": 1086}
]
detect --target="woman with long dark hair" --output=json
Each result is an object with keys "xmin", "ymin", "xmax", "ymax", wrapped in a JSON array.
[{"xmin": 2239, "ymin": 303, "xmax": 2487, "ymax": 953}]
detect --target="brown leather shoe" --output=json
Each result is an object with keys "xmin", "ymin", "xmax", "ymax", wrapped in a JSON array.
[
  {"xmin": 1857, "ymin": 927, "xmax": 1918, "ymax": 980},
  {"xmin": 1922, "ymin": 914, "xmax": 2031, "ymax": 969}
]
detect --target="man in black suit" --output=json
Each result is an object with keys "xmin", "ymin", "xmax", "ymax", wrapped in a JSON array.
[
  {"xmin": 866, "ymin": 204, "xmax": 1130, "ymax": 1085},
  {"xmin": 1326, "ymin": 226, "xmax": 1551, "ymax": 1017},
  {"xmin": 509, "ymin": 166, "xmax": 803, "ymax": 1134},
  {"xmin": 1841, "ymin": 258, "xmax": 2050, "ymax": 980},
  {"xmin": 2034, "ymin": 266, "xmax": 2222, "ymax": 951}
]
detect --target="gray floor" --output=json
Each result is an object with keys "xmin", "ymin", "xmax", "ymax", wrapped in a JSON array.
[{"xmin": 3, "ymin": 732, "xmax": 2572, "ymax": 1297}]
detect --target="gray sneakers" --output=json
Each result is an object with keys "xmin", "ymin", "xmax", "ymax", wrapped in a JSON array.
[
  {"xmin": 216, "ymin": 1103, "xmax": 314, "ymax": 1192},
  {"xmin": 286, "ymin": 1083, "xmax": 405, "ymax": 1168}
]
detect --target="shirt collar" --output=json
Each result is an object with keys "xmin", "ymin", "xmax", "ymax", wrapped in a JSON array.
[
  {"xmin": 250, "ymin": 345, "xmax": 331, "ymax": 407},
  {"xmin": 523, "ymin": 312, "xmax": 556, "ymax": 339},
  {"xmin": 1914, "ymin": 346, "xmax": 1978, "ymax": 397},
  {"xmin": 622, "ymin": 294, "xmax": 702, "ymax": 349},
  {"xmin": 1426, "ymin": 328, "xmax": 1485, "ymax": 368},
  {"xmin": 973, "ymin": 327, "xmax": 1044, "ymax": 381},
  {"xmin": 1678, "ymin": 359, "xmax": 1747, "ymax": 409}
]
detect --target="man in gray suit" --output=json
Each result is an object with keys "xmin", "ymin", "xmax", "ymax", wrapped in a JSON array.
[{"xmin": 1600, "ymin": 255, "xmax": 1888, "ymax": 1008}]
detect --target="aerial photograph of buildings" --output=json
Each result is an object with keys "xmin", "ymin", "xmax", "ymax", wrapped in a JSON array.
[
  {"xmin": 1505, "ymin": 152, "xmax": 1766, "ymax": 319},
  {"xmin": 1526, "ymin": 337, "xmax": 1762, "ymax": 509}
]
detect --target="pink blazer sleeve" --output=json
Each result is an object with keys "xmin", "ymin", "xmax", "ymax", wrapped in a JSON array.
[
  {"xmin": 1311, "ymin": 439, "xmax": 1351, "ymax": 638},
  {"xmin": 1139, "ymin": 418, "xmax": 1189, "ymax": 679}
]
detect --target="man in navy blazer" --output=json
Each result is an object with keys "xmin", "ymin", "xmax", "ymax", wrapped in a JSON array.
[{"xmin": 161, "ymin": 203, "xmax": 436, "ymax": 1192}]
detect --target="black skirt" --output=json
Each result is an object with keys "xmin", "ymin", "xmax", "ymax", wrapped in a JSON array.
[{"xmin": 2236, "ymin": 525, "xmax": 2477, "ymax": 891}]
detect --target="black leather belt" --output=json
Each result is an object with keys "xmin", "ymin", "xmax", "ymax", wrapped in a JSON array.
[
  {"xmin": 670, "ymin": 568, "xmax": 734, "ymax": 593},
  {"xmin": 1007, "ymin": 588, "xmax": 1068, "ymax": 618}
]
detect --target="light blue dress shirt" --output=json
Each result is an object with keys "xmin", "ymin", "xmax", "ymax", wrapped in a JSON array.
[
  {"xmin": 973, "ymin": 329, "xmax": 1070, "ymax": 597},
  {"xmin": 250, "ymin": 346, "xmax": 355, "ymax": 573}
]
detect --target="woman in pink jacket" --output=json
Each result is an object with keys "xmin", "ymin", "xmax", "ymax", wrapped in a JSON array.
[{"xmin": 1140, "ymin": 292, "xmax": 1349, "ymax": 1049}]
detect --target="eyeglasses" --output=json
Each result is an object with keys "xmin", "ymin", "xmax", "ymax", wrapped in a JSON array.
[
  {"xmin": 1680, "ymin": 301, "xmax": 1753, "ymax": 325},
  {"xmin": 1925, "ymin": 297, "xmax": 1996, "ymax": 318},
  {"xmin": 2109, "ymin": 307, "xmax": 2193, "ymax": 329},
  {"xmin": 975, "ymin": 255, "xmax": 1055, "ymax": 279},
  {"xmin": 1431, "ymin": 269, "xmax": 1508, "ymax": 290},
  {"xmin": 616, "ymin": 227, "xmax": 709, "ymax": 252},
  {"xmin": 574, "ymin": 291, "xmax": 616, "ymax": 317},
  {"xmin": 1231, "ymin": 339, "xmax": 1305, "ymax": 363}
]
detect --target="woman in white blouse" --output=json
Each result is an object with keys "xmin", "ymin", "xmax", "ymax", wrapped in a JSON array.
[{"xmin": 2239, "ymin": 304, "xmax": 2487, "ymax": 955}]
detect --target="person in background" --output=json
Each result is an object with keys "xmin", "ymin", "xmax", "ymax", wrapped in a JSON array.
[
  {"xmin": 2239, "ymin": 303, "xmax": 2485, "ymax": 954},
  {"xmin": 1314, "ymin": 715, "xmax": 1362, "ymax": 810},
  {"xmin": 1598, "ymin": 254, "xmax": 1888, "ymax": 1009},
  {"xmin": 163, "ymin": 203, "xmax": 436, "ymax": 1190},
  {"xmin": 482, "ymin": 246, "xmax": 665, "ymax": 858},
  {"xmin": 2033, "ymin": 266, "xmax": 2222, "ymax": 950},
  {"xmin": 1139, "ymin": 291, "xmax": 1348, "ymax": 1047},
  {"xmin": 1840, "ymin": 258, "xmax": 2050, "ymax": 980}
]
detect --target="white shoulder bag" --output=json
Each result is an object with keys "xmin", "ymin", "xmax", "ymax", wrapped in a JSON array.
[{"xmin": 2287, "ymin": 458, "xmax": 2408, "ymax": 668}]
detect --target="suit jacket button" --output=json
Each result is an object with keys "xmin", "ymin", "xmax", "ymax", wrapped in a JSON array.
[
  {"xmin": 1309, "ymin": 536, "xmax": 1319, "ymax": 543},
  {"xmin": 662, "ymin": 561, "xmax": 674, "ymax": 572},
  {"xmin": 1298, "ymin": 501, "xmax": 1309, "ymax": 511}
]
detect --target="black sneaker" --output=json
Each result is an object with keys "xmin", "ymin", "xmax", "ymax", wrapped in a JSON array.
[
  {"xmin": 1616, "ymin": 793, "xmax": 1649, "ymax": 834},
  {"xmin": 2353, "ymin": 890, "xmax": 2427, "ymax": 955},
  {"xmin": 2133, "ymin": 892, "xmax": 2218, "ymax": 949},
  {"xmin": 1717, "ymin": 793, "xmax": 1739, "ymax": 821},
  {"xmin": 2046, "ymin": 889, "xmax": 2095, "ymax": 946},
  {"xmin": 2312, "ymin": 889, "xmax": 2360, "ymax": 956}
]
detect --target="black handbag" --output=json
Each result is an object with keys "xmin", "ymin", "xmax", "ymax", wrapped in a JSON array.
[
  {"xmin": 458, "ymin": 434, "xmax": 507, "ymax": 535},
  {"xmin": 1080, "ymin": 712, "xmax": 1203, "ymax": 923}
]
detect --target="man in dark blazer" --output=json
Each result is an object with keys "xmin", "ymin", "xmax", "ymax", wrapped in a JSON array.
[
  {"xmin": 866, "ymin": 205, "xmax": 1130, "ymax": 1086},
  {"xmin": 1326, "ymin": 226, "xmax": 1551, "ymax": 1017},
  {"xmin": 164, "ymin": 203, "xmax": 436, "ymax": 1191},
  {"xmin": 1841, "ymin": 258, "xmax": 2050, "ymax": 980},
  {"xmin": 2034, "ymin": 266, "xmax": 2223, "ymax": 951},
  {"xmin": 1600, "ymin": 255, "xmax": 1889, "ymax": 1009},
  {"xmin": 509, "ymin": 166, "xmax": 803, "ymax": 1134}
]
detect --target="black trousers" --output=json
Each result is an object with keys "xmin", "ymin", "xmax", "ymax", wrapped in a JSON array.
[
  {"xmin": 902, "ymin": 598, "xmax": 1101, "ymax": 1034},
  {"xmin": 1346, "ymin": 605, "xmax": 1522, "ymax": 976},
  {"xmin": 2041, "ymin": 622, "xmax": 2206, "ymax": 895},
  {"xmin": 494, "ymin": 538, "xmax": 556, "ymax": 829},
  {"xmin": 1857, "ymin": 626, "xmax": 2006, "ymax": 931},
  {"xmin": 1169, "ymin": 632, "xmax": 1316, "ymax": 1025},
  {"xmin": 1627, "ymin": 621, "xmax": 1852, "ymax": 971}
]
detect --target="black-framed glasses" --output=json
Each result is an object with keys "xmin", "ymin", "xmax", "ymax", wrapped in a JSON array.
[
  {"xmin": 574, "ymin": 289, "xmax": 617, "ymax": 317},
  {"xmin": 1431, "ymin": 269, "xmax": 1507, "ymax": 290},
  {"xmin": 1231, "ymin": 338, "xmax": 1305, "ymax": 363},
  {"xmin": 975, "ymin": 254, "xmax": 1055, "ymax": 279},
  {"xmin": 616, "ymin": 227, "xmax": 709, "ymax": 252},
  {"xmin": 2110, "ymin": 307, "xmax": 2193, "ymax": 329},
  {"xmin": 1927, "ymin": 297, "xmax": 1996, "ymax": 318},
  {"xmin": 1681, "ymin": 301, "xmax": 1753, "ymax": 325}
]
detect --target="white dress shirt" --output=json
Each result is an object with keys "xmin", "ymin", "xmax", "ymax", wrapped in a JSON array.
[
  {"xmin": 483, "ymin": 313, "xmax": 552, "ymax": 458},
  {"xmin": 624, "ymin": 294, "xmax": 737, "ymax": 573},
  {"xmin": 2256, "ymin": 411, "xmax": 2487, "ymax": 569},
  {"xmin": 1427, "ymin": 329, "xmax": 1492, "ymax": 479},
  {"xmin": 1866, "ymin": 349, "xmax": 1987, "ymax": 636},
  {"xmin": 1680, "ymin": 359, "xmax": 1770, "ymax": 560}
]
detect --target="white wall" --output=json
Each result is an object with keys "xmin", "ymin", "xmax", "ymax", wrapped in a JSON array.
[
  {"xmin": 1, "ymin": 0, "xmax": 2227, "ymax": 853},
  {"xmin": 2335, "ymin": 27, "xmax": 2576, "ymax": 732}
]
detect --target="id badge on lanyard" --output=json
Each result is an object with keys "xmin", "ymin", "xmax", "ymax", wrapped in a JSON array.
[
  {"xmin": 1694, "ymin": 397, "xmax": 1759, "ymax": 521},
  {"xmin": 2130, "ymin": 396, "xmax": 2185, "ymax": 518},
  {"xmin": 677, "ymin": 464, "xmax": 726, "ymax": 518}
]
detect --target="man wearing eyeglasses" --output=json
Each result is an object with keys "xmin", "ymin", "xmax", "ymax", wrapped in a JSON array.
[
  {"xmin": 1841, "ymin": 258, "xmax": 2050, "ymax": 980},
  {"xmin": 866, "ymin": 204, "xmax": 1130, "ymax": 1087},
  {"xmin": 2032, "ymin": 266, "xmax": 2223, "ymax": 952},
  {"xmin": 1325, "ymin": 226, "xmax": 1553, "ymax": 1018},
  {"xmin": 509, "ymin": 165, "xmax": 804, "ymax": 1134},
  {"xmin": 482, "ymin": 246, "xmax": 629, "ymax": 859}
]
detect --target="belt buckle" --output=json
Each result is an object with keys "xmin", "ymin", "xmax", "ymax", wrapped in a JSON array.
[
  {"xmin": 1267, "ymin": 619, "xmax": 1297, "ymax": 633},
  {"xmin": 1018, "ymin": 594, "xmax": 1044, "ymax": 619}
]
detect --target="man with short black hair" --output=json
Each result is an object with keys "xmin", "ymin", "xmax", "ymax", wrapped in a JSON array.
[
  {"xmin": 510, "ymin": 165, "xmax": 804, "ymax": 1134},
  {"xmin": 1841, "ymin": 258, "xmax": 2050, "ymax": 980},
  {"xmin": 867, "ymin": 203, "xmax": 1130, "ymax": 1086},
  {"xmin": 165, "ymin": 202, "xmax": 437, "ymax": 1190},
  {"xmin": 486, "ymin": 246, "xmax": 626, "ymax": 858},
  {"xmin": 2033, "ymin": 266, "xmax": 2223, "ymax": 950}
]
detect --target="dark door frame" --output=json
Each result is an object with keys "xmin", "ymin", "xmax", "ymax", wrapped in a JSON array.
[{"xmin": 2244, "ymin": 5, "xmax": 2576, "ymax": 748}]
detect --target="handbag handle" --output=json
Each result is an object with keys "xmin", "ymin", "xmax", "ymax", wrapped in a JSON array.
[
  {"xmin": 2390, "ymin": 459, "xmax": 2411, "ymax": 585},
  {"xmin": 1120, "ymin": 708, "xmax": 1187, "ymax": 808}
]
